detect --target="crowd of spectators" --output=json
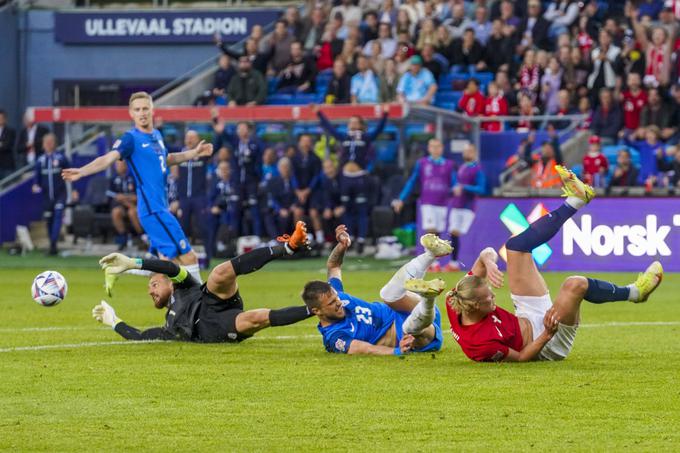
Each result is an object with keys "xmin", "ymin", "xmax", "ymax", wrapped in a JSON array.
[
  {"xmin": 8, "ymin": 0, "xmax": 680, "ymax": 257},
  {"xmin": 199, "ymin": 0, "xmax": 680, "ymax": 192}
]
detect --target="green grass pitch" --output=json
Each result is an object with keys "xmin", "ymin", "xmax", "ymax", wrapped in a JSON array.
[{"xmin": 1, "ymin": 254, "xmax": 679, "ymax": 451}]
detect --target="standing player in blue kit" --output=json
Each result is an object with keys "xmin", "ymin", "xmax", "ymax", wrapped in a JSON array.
[{"xmin": 62, "ymin": 92, "xmax": 211, "ymax": 284}]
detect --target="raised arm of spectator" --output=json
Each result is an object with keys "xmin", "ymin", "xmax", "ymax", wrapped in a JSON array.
[
  {"xmin": 630, "ymin": 9, "xmax": 649, "ymax": 49},
  {"xmin": 463, "ymin": 170, "xmax": 487, "ymax": 195},
  {"xmin": 314, "ymin": 106, "xmax": 344, "ymax": 140},
  {"xmin": 367, "ymin": 105, "xmax": 390, "ymax": 141}
]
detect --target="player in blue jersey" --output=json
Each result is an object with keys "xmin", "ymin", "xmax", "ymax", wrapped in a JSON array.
[
  {"xmin": 302, "ymin": 225, "xmax": 451, "ymax": 355},
  {"xmin": 62, "ymin": 92, "xmax": 211, "ymax": 282}
]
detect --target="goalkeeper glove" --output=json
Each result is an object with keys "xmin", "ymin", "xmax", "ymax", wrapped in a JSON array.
[
  {"xmin": 98, "ymin": 252, "xmax": 140, "ymax": 297},
  {"xmin": 92, "ymin": 301, "xmax": 122, "ymax": 328}
]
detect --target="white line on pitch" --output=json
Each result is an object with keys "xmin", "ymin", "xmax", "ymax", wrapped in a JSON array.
[
  {"xmin": 1, "ymin": 322, "xmax": 677, "ymax": 352},
  {"xmin": 0, "ymin": 340, "xmax": 160, "ymax": 353}
]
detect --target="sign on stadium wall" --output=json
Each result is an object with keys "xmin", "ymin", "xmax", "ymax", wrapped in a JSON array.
[
  {"xmin": 458, "ymin": 198, "xmax": 680, "ymax": 272},
  {"xmin": 54, "ymin": 10, "xmax": 281, "ymax": 44}
]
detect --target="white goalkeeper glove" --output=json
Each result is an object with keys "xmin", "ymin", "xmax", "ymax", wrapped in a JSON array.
[
  {"xmin": 98, "ymin": 252, "xmax": 140, "ymax": 297},
  {"xmin": 92, "ymin": 301, "xmax": 122, "ymax": 328}
]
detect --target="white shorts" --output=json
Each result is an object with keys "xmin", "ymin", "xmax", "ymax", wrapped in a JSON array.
[
  {"xmin": 448, "ymin": 208, "xmax": 475, "ymax": 235},
  {"xmin": 511, "ymin": 293, "xmax": 578, "ymax": 361},
  {"xmin": 420, "ymin": 204, "xmax": 448, "ymax": 232}
]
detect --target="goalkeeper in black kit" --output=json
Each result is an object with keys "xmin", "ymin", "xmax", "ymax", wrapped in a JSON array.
[{"xmin": 92, "ymin": 221, "xmax": 312, "ymax": 343}]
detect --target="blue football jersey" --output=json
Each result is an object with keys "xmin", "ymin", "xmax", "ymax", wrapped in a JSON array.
[
  {"xmin": 318, "ymin": 278, "xmax": 396, "ymax": 354},
  {"xmin": 112, "ymin": 128, "xmax": 168, "ymax": 217}
]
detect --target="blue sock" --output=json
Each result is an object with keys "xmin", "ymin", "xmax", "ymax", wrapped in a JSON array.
[
  {"xmin": 584, "ymin": 278, "xmax": 631, "ymax": 303},
  {"xmin": 506, "ymin": 203, "xmax": 576, "ymax": 252},
  {"xmin": 449, "ymin": 235, "xmax": 460, "ymax": 260}
]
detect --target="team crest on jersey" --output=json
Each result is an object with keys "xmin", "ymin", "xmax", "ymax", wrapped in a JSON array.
[
  {"xmin": 179, "ymin": 239, "xmax": 187, "ymax": 249},
  {"xmin": 335, "ymin": 338, "xmax": 347, "ymax": 352}
]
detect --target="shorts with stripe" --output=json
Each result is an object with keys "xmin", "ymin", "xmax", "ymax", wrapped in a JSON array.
[{"xmin": 139, "ymin": 210, "xmax": 192, "ymax": 259}]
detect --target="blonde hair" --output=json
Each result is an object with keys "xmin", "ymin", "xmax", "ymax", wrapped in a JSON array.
[
  {"xmin": 128, "ymin": 91, "xmax": 153, "ymax": 107},
  {"xmin": 445, "ymin": 275, "xmax": 487, "ymax": 314}
]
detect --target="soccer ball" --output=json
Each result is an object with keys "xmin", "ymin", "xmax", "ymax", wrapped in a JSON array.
[{"xmin": 32, "ymin": 271, "xmax": 68, "ymax": 307}]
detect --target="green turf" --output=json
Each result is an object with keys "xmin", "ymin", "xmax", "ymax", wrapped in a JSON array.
[{"xmin": 0, "ymin": 255, "xmax": 678, "ymax": 451}]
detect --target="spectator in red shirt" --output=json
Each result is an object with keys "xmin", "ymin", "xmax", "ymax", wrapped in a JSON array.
[
  {"xmin": 457, "ymin": 79, "xmax": 486, "ymax": 117},
  {"xmin": 582, "ymin": 135, "xmax": 609, "ymax": 187},
  {"xmin": 482, "ymin": 81, "xmax": 508, "ymax": 131},
  {"xmin": 620, "ymin": 72, "xmax": 647, "ymax": 137}
]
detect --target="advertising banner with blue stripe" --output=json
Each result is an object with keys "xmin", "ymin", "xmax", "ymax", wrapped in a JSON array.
[
  {"xmin": 457, "ymin": 198, "xmax": 680, "ymax": 272},
  {"xmin": 54, "ymin": 10, "xmax": 281, "ymax": 44}
]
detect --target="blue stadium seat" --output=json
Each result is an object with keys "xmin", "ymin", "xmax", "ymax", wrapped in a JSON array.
[
  {"xmin": 602, "ymin": 145, "xmax": 640, "ymax": 167},
  {"xmin": 435, "ymin": 91, "xmax": 462, "ymax": 105},
  {"xmin": 266, "ymin": 94, "xmax": 296, "ymax": 105},
  {"xmin": 267, "ymin": 77, "xmax": 279, "ymax": 95}
]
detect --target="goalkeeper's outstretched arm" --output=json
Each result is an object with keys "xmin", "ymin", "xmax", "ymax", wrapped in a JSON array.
[
  {"xmin": 92, "ymin": 301, "xmax": 175, "ymax": 341},
  {"xmin": 114, "ymin": 322, "xmax": 175, "ymax": 341},
  {"xmin": 99, "ymin": 253, "xmax": 199, "ymax": 295}
]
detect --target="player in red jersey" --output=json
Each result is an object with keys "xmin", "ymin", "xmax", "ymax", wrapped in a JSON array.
[{"xmin": 428, "ymin": 166, "xmax": 663, "ymax": 362}]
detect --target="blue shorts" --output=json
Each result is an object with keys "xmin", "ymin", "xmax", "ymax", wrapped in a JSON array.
[
  {"xmin": 139, "ymin": 210, "xmax": 192, "ymax": 259},
  {"xmin": 394, "ymin": 306, "xmax": 443, "ymax": 352}
]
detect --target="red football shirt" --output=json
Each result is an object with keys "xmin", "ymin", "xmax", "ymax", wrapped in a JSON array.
[
  {"xmin": 582, "ymin": 152, "xmax": 609, "ymax": 184},
  {"xmin": 458, "ymin": 92, "xmax": 486, "ymax": 117},
  {"xmin": 482, "ymin": 95, "xmax": 508, "ymax": 132},
  {"xmin": 622, "ymin": 90, "xmax": 647, "ymax": 130},
  {"xmin": 447, "ymin": 303, "xmax": 523, "ymax": 362}
]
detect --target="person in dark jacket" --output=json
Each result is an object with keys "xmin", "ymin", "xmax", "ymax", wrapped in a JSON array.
[
  {"xmin": 207, "ymin": 160, "xmax": 240, "ymax": 262},
  {"xmin": 325, "ymin": 58, "xmax": 351, "ymax": 104},
  {"xmin": 517, "ymin": 0, "xmax": 551, "ymax": 51},
  {"xmin": 449, "ymin": 28, "xmax": 487, "ymax": 74},
  {"xmin": 31, "ymin": 133, "xmax": 71, "ymax": 255},
  {"xmin": 226, "ymin": 56, "xmax": 267, "ymax": 106},
  {"xmin": 276, "ymin": 41, "xmax": 317, "ymax": 94},
  {"xmin": 292, "ymin": 134, "xmax": 324, "ymax": 245},
  {"xmin": 16, "ymin": 113, "xmax": 49, "ymax": 166},
  {"xmin": 213, "ymin": 54, "xmax": 235, "ymax": 101},
  {"xmin": 591, "ymin": 88, "xmax": 624, "ymax": 143},
  {"xmin": 608, "ymin": 148, "xmax": 640, "ymax": 189},
  {"xmin": 265, "ymin": 157, "xmax": 300, "ymax": 236},
  {"xmin": 0, "ymin": 109, "xmax": 16, "ymax": 177}
]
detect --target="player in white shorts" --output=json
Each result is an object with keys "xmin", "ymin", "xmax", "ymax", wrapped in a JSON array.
[{"xmin": 419, "ymin": 166, "xmax": 663, "ymax": 362}]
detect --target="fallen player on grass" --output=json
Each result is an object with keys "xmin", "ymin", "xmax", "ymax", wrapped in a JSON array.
[{"xmin": 92, "ymin": 221, "xmax": 312, "ymax": 343}]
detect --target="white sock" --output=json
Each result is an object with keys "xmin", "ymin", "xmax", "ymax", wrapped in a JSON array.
[
  {"xmin": 125, "ymin": 269, "xmax": 151, "ymax": 277},
  {"xmin": 379, "ymin": 252, "xmax": 436, "ymax": 303},
  {"xmin": 402, "ymin": 296, "xmax": 436, "ymax": 335},
  {"xmin": 565, "ymin": 197, "xmax": 586, "ymax": 210},
  {"xmin": 185, "ymin": 264, "xmax": 202, "ymax": 283},
  {"xmin": 315, "ymin": 230, "xmax": 324, "ymax": 244},
  {"xmin": 627, "ymin": 284, "xmax": 639, "ymax": 302}
]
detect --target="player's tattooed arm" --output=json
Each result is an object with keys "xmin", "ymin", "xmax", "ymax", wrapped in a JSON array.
[
  {"xmin": 327, "ymin": 224, "xmax": 351, "ymax": 280},
  {"xmin": 326, "ymin": 243, "xmax": 346, "ymax": 280}
]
